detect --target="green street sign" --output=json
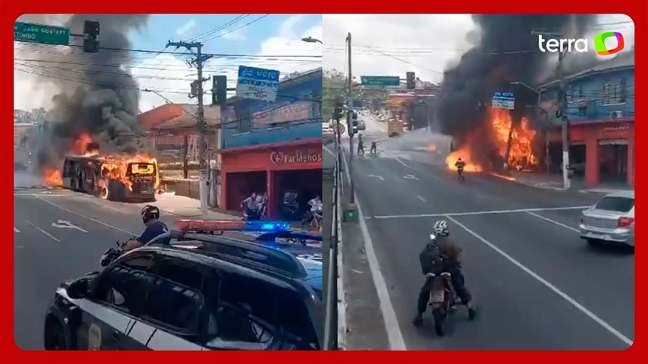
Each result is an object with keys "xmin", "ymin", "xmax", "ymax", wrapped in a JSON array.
[
  {"xmin": 361, "ymin": 76, "xmax": 400, "ymax": 87},
  {"xmin": 14, "ymin": 22, "xmax": 69, "ymax": 46}
]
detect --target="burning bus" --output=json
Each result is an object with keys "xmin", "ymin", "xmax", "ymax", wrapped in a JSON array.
[
  {"xmin": 40, "ymin": 132, "xmax": 160, "ymax": 202},
  {"xmin": 61, "ymin": 153, "xmax": 159, "ymax": 202}
]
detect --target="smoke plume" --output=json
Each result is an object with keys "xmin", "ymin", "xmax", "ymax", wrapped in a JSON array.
[
  {"xmin": 26, "ymin": 14, "xmax": 149, "ymax": 172},
  {"xmin": 437, "ymin": 14, "xmax": 596, "ymax": 170}
]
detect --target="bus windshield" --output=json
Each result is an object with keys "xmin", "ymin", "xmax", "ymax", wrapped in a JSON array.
[{"xmin": 128, "ymin": 162, "xmax": 155, "ymax": 175}]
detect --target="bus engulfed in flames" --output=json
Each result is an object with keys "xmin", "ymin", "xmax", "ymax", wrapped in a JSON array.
[
  {"xmin": 42, "ymin": 133, "xmax": 159, "ymax": 202},
  {"xmin": 446, "ymin": 109, "xmax": 539, "ymax": 173}
]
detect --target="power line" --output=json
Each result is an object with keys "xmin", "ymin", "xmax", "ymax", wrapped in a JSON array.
[
  {"xmin": 202, "ymin": 14, "xmax": 269, "ymax": 42},
  {"xmin": 190, "ymin": 14, "xmax": 250, "ymax": 41}
]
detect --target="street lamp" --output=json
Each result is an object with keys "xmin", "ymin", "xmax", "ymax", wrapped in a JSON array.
[{"xmin": 301, "ymin": 36, "xmax": 323, "ymax": 44}]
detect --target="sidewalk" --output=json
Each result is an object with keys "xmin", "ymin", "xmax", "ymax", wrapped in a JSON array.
[
  {"xmin": 141, "ymin": 192, "xmax": 240, "ymax": 220},
  {"xmin": 506, "ymin": 171, "xmax": 633, "ymax": 194}
]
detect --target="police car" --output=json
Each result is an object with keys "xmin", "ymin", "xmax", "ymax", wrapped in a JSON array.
[{"xmin": 44, "ymin": 220, "xmax": 322, "ymax": 350}]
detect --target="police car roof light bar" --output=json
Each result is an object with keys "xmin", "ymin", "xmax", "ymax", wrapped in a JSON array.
[{"xmin": 175, "ymin": 219, "xmax": 291, "ymax": 233}]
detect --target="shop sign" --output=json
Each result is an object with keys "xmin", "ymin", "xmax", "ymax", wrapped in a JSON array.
[{"xmin": 270, "ymin": 149, "xmax": 322, "ymax": 166}]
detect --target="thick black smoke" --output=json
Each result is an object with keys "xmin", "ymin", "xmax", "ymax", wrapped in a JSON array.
[
  {"xmin": 437, "ymin": 14, "xmax": 595, "ymax": 169},
  {"xmin": 30, "ymin": 14, "xmax": 149, "ymax": 171}
]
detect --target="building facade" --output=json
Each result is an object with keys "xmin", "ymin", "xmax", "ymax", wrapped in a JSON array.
[
  {"xmin": 538, "ymin": 55, "xmax": 634, "ymax": 187},
  {"xmin": 220, "ymin": 68, "xmax": 322, "ymax": 219}
]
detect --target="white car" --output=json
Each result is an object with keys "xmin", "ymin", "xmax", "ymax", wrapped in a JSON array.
[{"xmin": 580, "ymin": 191, "xmax": 635, "ymax": 248}]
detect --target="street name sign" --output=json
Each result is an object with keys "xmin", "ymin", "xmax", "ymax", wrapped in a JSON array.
[
  {"xmin": 236, "ymin": 66, "xmax": 280, "ymax": 102},
  {"xmin": 361, "ymin": 76, "xmax": 400, "ymax": 87},
  {"xmin": 492, "ymin": 91, "xmax": 515, "ymax": 110},
  {"xmin": 14, "ymin": 22, "xmax": 69, "ymax": 46}
]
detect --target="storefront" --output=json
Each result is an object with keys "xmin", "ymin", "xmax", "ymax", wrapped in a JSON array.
[
  {"xmin": 220, "ymin": 138, "xmax": 322, "ymax": 219},
  {"xmin": 548, "ymin": 120, "xmax": 634, "ymax": 187}
]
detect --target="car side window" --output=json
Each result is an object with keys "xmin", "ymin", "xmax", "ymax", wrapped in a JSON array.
[
  {"xmin": 274, "ymin": 287, "xmax": 319, "ymax": 350},
  {"xmin": 94, "ymin": 254, "xmax": 156, "ymax": 316},
  {"xmin": 142, "ymin": 257, "xmax": 204, "ymax": 333},
  {"xmin": 203, "ymin": 273, "xmax": 277, "ymax": 350}
]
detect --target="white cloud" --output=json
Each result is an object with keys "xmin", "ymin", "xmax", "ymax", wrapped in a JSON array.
[
  {"xmin": 323, "ymin": 14, "xmax": 477, "ymax": 83},
  {"xmin": 176, "ymin": 19, "xmax": 197, "ymax": 36}
]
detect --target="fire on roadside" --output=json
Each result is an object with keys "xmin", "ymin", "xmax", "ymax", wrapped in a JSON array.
[
  {"xmin": 445, "ymin": 108, "xmax": 538, "ymax": 173},
  {"xmin": 43, "ymin": 168, "xmax": 63, "ymax": 186}
]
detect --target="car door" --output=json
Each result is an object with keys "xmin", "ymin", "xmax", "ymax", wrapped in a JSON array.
[
  {"xmin": 129, "ymin": 255, "xmax": 206, "ymax": 350},
  {"xmin": 77, "ymin": 253, "xmax": 157, "ymax": 350}
]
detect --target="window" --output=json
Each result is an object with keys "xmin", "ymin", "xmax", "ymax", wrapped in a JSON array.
[
  {"xmin": 94, "ymin": 254, "xmax": 156, "ymax": 315},
  {"xmin": 595, "ymin": 197, "xmax": 634, "ymax": 212},
  {"xmin": 203, "ymin": 274, "xmax": 278, "ymax": 350},
  {"xmin": 601, "ymin": 79, "xmax": 626, "ymax": 105},
  {"xmin": 143, "ymin": 257, "xmax": 204, "ymax": 332},
  {"xmin": 274, "ymin": 288, "xmax": 319, "ymax": 349}
]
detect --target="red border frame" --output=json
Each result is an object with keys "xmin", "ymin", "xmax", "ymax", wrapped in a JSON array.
[{"xmin": 3, "ymin": 0, "xmax": 645, "ymax": 362}]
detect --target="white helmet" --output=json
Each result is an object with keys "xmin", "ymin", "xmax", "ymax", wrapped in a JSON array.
[{"xmin": 432, "ymin": 220, "xmax": 449, "ymax": 237}]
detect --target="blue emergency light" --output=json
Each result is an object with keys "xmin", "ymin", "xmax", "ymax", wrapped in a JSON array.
[{"xmin": 244, "ymin": 221, "xmax": 291, "ymax": 232}]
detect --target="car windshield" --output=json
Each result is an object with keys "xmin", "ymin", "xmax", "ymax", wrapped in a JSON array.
[{"xmin": 595, "ymin": 197, "xmax": 634, "ymax": 212}]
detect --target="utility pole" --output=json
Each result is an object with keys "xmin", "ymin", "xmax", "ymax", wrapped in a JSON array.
[
  {"xmin": 531, "ymin": 30, "xmax": 570, "ymax": 189},
  {"xmin": 167, "ymin": 40, "xmax": 213, "ymax": 215},
  {"xmin": 346, "ymin": 32, "xmax": 355, "ymax": 204},
  {"xmin": 558, "ymin": 48, "xmax": 570, "ymax": 189}
]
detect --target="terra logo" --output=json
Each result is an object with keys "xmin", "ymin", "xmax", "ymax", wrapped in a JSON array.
[{"xmin": 537, "ymin": 32, "xmax": 625, "ymax": 56}]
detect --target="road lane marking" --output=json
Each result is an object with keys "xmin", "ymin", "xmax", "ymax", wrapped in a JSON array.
[
  {"xmin": 394, "ymin": 157, "xmax": 411, "ymax": 168},
  {"xmin": 373, "ymin": 205, "xmax": 590, "ymax": 219},
  {"xmin": 14, "ymin": 227, "xmax": 20, "ymax": 233},
  {"xmin": 526, "ymin": 211, "xmax": 580, "ymax": 233},
  {"xmin": 402, "ymin": 174, "xmax": 419, "ymax": 180},
  {"xmin": 368, "ymin": 174, "xmax": 384, "ymax": 181},
  {"xmin": 34, "ymin": 196, "xmax": 134, "ymax": 235},
  {"xmin": 342, "ymin": 147, "xmax": 406, "ymax": 349},
  {"xmin": 323, "ymin": 145, "xmax": 337, "ymax": 158},
  {"xmin": 356, "ymin": 194, "xmax": 407, "ymax": 350},
  {"xmin": 24, "ymin": 220, "xmax": 61, "ymax": 242},
  {"xmin": 446, "ymin": 215, "xmax": 633, "ymax": 346},
  {"xmin": 51, "ymin": 219, "xmax": 89, "ymax": 233},
  {"xmin": 416, "ymin": 195, "xmax": 427, "ymax": 203}
]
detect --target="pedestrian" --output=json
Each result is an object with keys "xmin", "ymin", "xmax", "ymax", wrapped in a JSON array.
[
  {"xmin": 357, "ymin": 134, "xmax": 365, "ymax": 155},
  {"xmin": 370, "ymin": 141, "xmax": 377, "ymax": 155}
]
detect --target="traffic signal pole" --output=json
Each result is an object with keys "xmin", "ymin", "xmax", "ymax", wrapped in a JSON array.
[{"xmin": 347, "ymin": 32, "xmax": 355, "ymax": 204}]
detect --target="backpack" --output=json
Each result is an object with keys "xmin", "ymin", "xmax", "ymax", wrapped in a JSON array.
[{"xmin": 419, "ymin": 243, "xmax": 445, "ymax": 275}]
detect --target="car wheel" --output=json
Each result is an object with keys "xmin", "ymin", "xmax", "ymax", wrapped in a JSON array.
[{"xmin": 44, "ymin": 317, "xmax": 67, "ymax": 350}]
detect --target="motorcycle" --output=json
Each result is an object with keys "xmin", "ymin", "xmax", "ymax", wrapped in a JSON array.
[
  {"xmin": 457, "ymin": 168, "xmax": 465, "ymax": 182},
  {"xmin": 242, "ymin": 207, "xmax": 261, "ymax": 221},
  {"xmin": 100, "ymin": 240, "xmax": 128, "ymax": 267},
  {"xmin": 426, "ymin": 271, "xmax": 456, "ymax": 336},
  {"xmin": 302, "ymin": 207, "xmax": 323, "ymax": 231}
]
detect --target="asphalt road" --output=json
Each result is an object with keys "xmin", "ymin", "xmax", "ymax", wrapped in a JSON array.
[
  {"xmin": 13, "ymin": 184, "xmax": 320, "ymax": 350},
  {"xmin": 341, "ymin": 113, "xmax": 634, "ymax": 350}
]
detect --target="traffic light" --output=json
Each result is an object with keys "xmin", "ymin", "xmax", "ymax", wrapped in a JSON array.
[
  {"xmin": 212, "ymin": 75, "xmax": 227, "ymax": 105},
  {"xmin": 406, "ymin": 71, "xmax": 415, "ymax": 89},
  {"xmin": 349, "ymin": 110, "xmax": 359, "ymax": 135},
  {"xmin": 83, "ymin": 20, "xmax": 99, "ymax": 53},
  {"xmin": 333, "ymin": 97, "xmax": 344, "ymax": 121}
]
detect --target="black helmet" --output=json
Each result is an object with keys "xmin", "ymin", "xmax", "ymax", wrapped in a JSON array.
[{"xmin": 141, "ymin": 205, "xmax": 160, "ymax": 224}]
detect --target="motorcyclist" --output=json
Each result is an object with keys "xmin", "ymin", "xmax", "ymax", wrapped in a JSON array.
[
  {"xmin": 455, "ymin": 157, "xmax": 466, "ymax": 178},
  {"xmin": 241, "ymin": 192, "xmax": 260, "ymax": 220},
  {"xmin": 413, "ymin": 220, "xmax": 475, "ymax": 326},
  {"xmin": 122, "ymin": 205, "xmax": 169, "ymax": 251}
]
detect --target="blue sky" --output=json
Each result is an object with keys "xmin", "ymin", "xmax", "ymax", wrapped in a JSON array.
[
  {"xmin": 14, "ymin": 14, "xmax": 322, "ymax": 112},
  {"xmin": 130, "ymin": 14, "xmax": 321, "ymax": 55}
]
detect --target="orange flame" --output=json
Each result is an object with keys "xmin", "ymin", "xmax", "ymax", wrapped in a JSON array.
[
  {"xmin": 445, "ymin": 108, "xmax": 538, "ymax": 172},
  {"xmin": 43, "ymin": 168, "xmax": 63, "ymax": 186},
  {"xmin": 71, "ymin": 133, "xmax": 96, "ymax": 155}
]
